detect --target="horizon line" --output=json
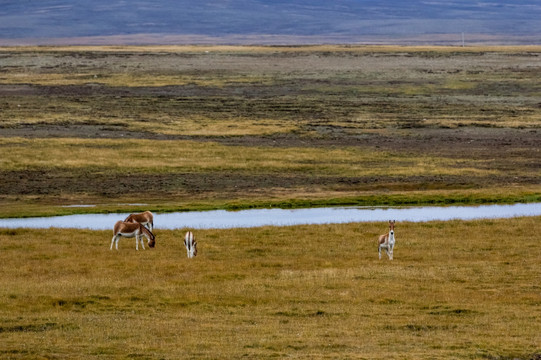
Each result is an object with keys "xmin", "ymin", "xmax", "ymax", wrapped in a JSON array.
[{"xmin": 2, "ymin": 33, "xmax": 541, "ymax": 47}]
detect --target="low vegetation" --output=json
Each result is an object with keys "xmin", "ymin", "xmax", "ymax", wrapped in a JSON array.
[
  {"xmin": 0, "ymin": 45, "xmax": 539, "ymax": 359},
  {"xmin": 0, "ymin": 136, "xmax": 539, "ymax": 217},
  {"xmin": 0, "ymin": 218, "xmax": 539, "ymax": 359},
  {"xmin": 1, "ymin": 45, "xmax": 540, "ymax": 217}
]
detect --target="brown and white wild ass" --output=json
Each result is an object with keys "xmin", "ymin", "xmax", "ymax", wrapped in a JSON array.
[
  {"xmin": 378, "ymin": 220, "xmax": 396, "ymax": 260},
  {"xmin": 111, "ymin": 221, "xmax": 156, "ymax": 250},
  {"xmin": 124, "ymin": 211, "xmax": 154, "ymax": 232},
  {"xmin": 184, "ymin": 231, "xmax": 197, "ymax": 258}
]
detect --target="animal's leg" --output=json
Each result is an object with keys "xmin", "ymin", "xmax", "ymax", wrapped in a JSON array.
[
  {"xmin": 111, "ymin": 235, "xmax": 117, "ymax": 250},
  {"xmin": 140, "ymin": 236, "xmax": 145, "ymax": 250},
  {"xmin": 135, "ymin": 235, "xmax": 139, "ymax": 251},
  {"xmin": 378, "ymin": 245, "xmax": 382, "ymax": 260}
]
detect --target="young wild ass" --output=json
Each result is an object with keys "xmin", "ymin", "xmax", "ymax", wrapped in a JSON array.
[
  {"xmin": 111, "ymin": 221, "xmax": 156, "ymax": 250},
  {"xmin": 124, "ymin": 211, "xmax": 154, "ymax": 232},
  {"xmin": 184, "ymin": 231, "xmax": 198, "ymax": 258},
  {"xmin": 378, "ymin": 220, "xmax": 396, "ymax": 260}
]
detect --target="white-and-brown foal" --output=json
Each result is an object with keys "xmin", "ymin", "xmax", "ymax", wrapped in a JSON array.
[
  {"xmin": 184, "ymin": 231, "xmax": 198, "ymax": 258},
  {"xmin": 124, "ymin": 211, "xmax": 154, "ymax": 232},
  {"xmin": 378, "ymin": 220, "xmax": 396, "ymax": 260},
  {"xmin": 111, "ymin": 221, "xmax": 156, "ymax": 250}
]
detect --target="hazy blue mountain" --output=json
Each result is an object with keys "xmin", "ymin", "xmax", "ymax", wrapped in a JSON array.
[{"xmin": 1, "ymin": 0, "xmax": 540, "ymax": 44}]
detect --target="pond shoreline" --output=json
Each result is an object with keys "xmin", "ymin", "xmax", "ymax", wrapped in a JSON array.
[{"xmin": 1, "ymin": 203, "xmax": 540, "ymax": 230}]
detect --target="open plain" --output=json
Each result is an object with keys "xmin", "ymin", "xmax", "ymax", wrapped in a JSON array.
[
  {"xmin": 0, "ymin": 219, "xmax": 540, "ymax": 359},
  {"xmin": 0, "ymin": 45, "xmax": 540, "ymax": 217},
  {"xmin": 0, "ymin": 46, "xmax": 540, "ymax": 359}
]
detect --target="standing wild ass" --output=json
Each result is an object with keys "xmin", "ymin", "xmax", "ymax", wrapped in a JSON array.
[
  {"xmin": 111, "ymin": 221, "xmax": 156, "ymax": 250},
  {"xmin": 378, "ymin": 220, "xmax": 396, "ymax": 260},
  {"xmin": 184, "ymin": 231, "xmax": 198, "ymax": 258},
  {"xmin": 124, "ymin": 211, "xmax": 154, "ymax": 232}
]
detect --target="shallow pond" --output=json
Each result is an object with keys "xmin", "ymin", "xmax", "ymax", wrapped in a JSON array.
[{"xmin": 0, "ymin": 203, "xmax": 540, "ymax": 230}]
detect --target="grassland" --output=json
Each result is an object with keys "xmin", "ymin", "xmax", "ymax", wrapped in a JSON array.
[
  {"xmin": 0, "ymin": 45, "xmax": 540, "ymax": 217},
  {"xmin": 0, "ymin": 136, "xmax": 539, "ymax": 218},
  {"xmin": 0, "ymin": 46, "xmax": 540, "ymax": 359},
  {"xmin": 0, "ymin": 218, "xmax": 540, "ymax": 359}
]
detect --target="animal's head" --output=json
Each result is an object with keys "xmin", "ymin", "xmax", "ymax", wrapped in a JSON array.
[
  {"xmin": 145, "ymin": 227, "xmax": 156, "ymax": 248},
  {"xmin": 389, "ymin": 220, "xmax": 395, "ymax": 235}
]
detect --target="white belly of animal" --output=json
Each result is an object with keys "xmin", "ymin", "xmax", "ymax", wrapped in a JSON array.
[{"xmin": 119, "ymin": 230, "xmax": 138, "ymax": 238}]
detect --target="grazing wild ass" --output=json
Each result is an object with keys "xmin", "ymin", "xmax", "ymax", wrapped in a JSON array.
[
  {"xmin": 124, "ymin": 211, "xmax": 154, "ymax": 232},
  {"xmin": 378, "ymin": 220, "xmax": 396, "ymax": 260},
  {"xmin": 111, "ymin": 221, "xmax": 156, "ymax": 250},
  {"xmin": 184, "ymin": 231, "xmax": 198, "ymax": 258}
]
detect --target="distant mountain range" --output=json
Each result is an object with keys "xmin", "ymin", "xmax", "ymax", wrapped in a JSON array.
[{"xmin": 1, "ymin": 0, "xmax": 541, "ymax": 45}]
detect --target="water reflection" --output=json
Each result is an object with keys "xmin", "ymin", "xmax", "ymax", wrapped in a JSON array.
[{"xmin": 0, "ymin": 203, "xmax": 540, "ymax": 230}]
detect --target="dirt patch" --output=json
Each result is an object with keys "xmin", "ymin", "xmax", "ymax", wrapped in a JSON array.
[
  {"xmin": 1, "ymin": 168, "xmax": 537, "ymax": 202},
  {"xmin": 1, "ymin": 124, "xmax": 538, "ymax": 162}
]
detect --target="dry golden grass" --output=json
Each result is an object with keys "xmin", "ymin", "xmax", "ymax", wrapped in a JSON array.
[
  {"xmin": 0, "ymin": 72, "xmax": 274, "ymax": 88},
  {"xmin": 0, "ymin": 137, "xmax": 500, "ymax": 178},
  {"xmin": 3, "ymin": 46, "xmax": 541, "ymax": 131},
  {"xmin": 0, "ymin": 45, "xmax": 539, "ymax": 216},
  {"xmin": 0, "ymin": 134, "xmax": 538, "ymax": 218},
  {"xmin": 0, "ymin": 218, "xmax": 539, "ymax": 359}
]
